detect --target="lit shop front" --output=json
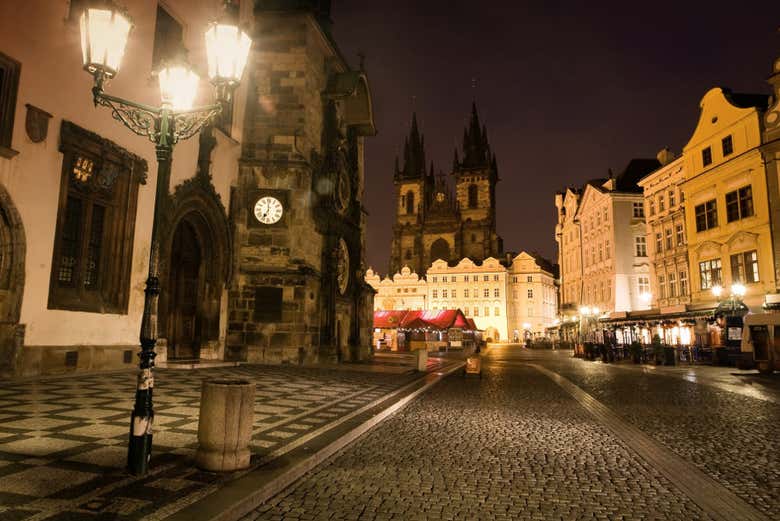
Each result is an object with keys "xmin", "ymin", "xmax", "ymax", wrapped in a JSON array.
[{"xmin": 372, "ymin": 310, "xmax": 480, "ymax": 352}]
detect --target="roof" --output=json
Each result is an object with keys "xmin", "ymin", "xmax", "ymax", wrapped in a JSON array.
[
  {"xmin": 722, "ymin": 89, "xmax": 770, "ymax": 110},
  {"xmin": 374, "ymin": 310, "xmax": 473, "ymax": 331},
  {"xmin": 614, "ymin": 159, "xmax": 662, "ymax": 193}
]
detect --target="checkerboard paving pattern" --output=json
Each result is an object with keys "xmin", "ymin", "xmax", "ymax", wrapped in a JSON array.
[{"xmin": 0, "ymin": 363, "xmax": 426, "ymax": 521}]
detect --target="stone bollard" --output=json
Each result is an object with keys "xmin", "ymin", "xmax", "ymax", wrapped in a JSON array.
[
  {"xmin": 414, "ymin": 348, "xmax": 428, "ymax": 372},
  {"xmin": 195, "ymin": 379, "xmax": 255, "ymax": 472}
]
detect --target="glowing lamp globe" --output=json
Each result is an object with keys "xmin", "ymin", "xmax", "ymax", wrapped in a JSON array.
[
  {"xmin": 711, "ymin": 285, "xmax": 723, "ymax": 298},
  {"xmin": 79, "ymin": 7, "xmax": 132, "ymax": 78},
  {"xmin": 158, "ymin": 65, "xmax": 200, "ymax": 110},
  {"xmin": 205, "ymin": 23, "xmax": 252, "ymax": 89},
  {"xmin": 731, "ymin": 283, "xmax": 746, "ymax": 298}
]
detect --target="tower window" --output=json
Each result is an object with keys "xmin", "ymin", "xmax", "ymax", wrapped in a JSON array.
[
  {"xmin": 468, "ymin": 184, "xmax": 478, "ymax": 208},
  {"xmin": 406, "ymin": 190, "xmax": 415, "ymax": 215}
]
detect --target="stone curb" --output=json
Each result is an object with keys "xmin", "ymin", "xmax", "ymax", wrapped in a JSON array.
[{"xmin": 164, "ymin": 360, "xmax": 465, "ymax": 521}]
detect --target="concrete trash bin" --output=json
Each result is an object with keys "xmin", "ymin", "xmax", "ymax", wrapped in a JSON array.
[
  {"xmin": 196, "ymin": 379, "xmax": 255, "ymax": 472},
  {"xmin": 414, "ymin": 348, "xmax": 428, "ymax": 371}
]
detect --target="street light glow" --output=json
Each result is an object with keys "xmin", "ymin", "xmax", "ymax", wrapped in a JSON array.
[
  {"xmin": 579, "ymin": 306, "xmax": 590, "ymax": 315},
  {"xmin": 711, "ymin": 285, "xmax": 723, "ymax": 298},
  {"xmin": 158, "ymin": 65, "xmax": 200, "ymax": 110},
  {"xmin": 640, "ymin": 291, "xmax": 652, "ymax": 303},
  {"xmin": 205, "ymin": 23, "xmax": 252, "ymax": 87},
  {"xmin": 731, "ymin": 283, "xmax": 746, "ymax": 297},
  {"xmin": 79, "ymin": 7, "xmax": 132, "ymax": 78}
]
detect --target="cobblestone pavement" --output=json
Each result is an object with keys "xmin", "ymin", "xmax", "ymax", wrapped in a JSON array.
[
  {"xmin": 512, "ymin": 350, "xmax": 780, "ymax": 518},
  {"xmin": 0, "ymin": 358, "xmax": 440, "ymax": 521},
  {"xmin": 245, "ymin": 348, "xmax": 745, "ymax": 521}
]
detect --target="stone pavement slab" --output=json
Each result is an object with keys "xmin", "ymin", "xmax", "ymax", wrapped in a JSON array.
[{"xmin": 0, "ymin": 355, "xmax": 452, "ymax": 521}]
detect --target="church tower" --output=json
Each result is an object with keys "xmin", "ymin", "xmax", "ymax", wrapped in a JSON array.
[
  {"xmin": 453, "ymin": 103, "xmax": 502, "ymax": 260},
  {"xmin": 389, "ymin": 114, "xmax": 433, "ymax": 275}
]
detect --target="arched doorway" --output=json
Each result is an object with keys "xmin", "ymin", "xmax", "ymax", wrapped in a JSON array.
[
  {"xmin": 0, "ymin": 185, "xmax": 25, "ymax": 377},
  {"xmin": 168, "ymin": 220, "xmax": 203, "ymax": 360},
  {"xmin": 430, "ymin": 238, "xmax": 450, "ymax": 262},
  {"xmin": 484, "ymin": 327, "xmax": 500, "ymax": 343}
]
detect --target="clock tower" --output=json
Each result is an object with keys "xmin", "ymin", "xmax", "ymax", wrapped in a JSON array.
[{"xmin": 227, "ymin": 3, "xmax": 376, "ymax": 364}]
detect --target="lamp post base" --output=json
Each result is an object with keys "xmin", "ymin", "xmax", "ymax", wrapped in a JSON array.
[{"xmin": 127, "ymin": 411, "xmax": 154, "ymax": 475}]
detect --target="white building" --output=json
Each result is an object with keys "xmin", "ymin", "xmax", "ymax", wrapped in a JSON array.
[
  {"xmin": 0, "ymin": 0, "xmax": 253, "ymax": 377},
  {"xmin": 365, "ymin": 266, "xmax": 427, "ymax": 311},
  {"xmin": 366, "ymin": 252, "xmax": 559, "ymax": 342}
]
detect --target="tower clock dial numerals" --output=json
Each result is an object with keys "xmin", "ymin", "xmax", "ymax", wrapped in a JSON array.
[{"xmin": 254, "ymin": 196, "xmax": 284, "ymax": 225}]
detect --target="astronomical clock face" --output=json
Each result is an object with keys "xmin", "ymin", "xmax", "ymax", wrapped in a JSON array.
[
  {"xmin": 254, "ymin": 196, "xmax": 283, "ymax": 224},
  {"xmin": 336, "ymin": 170, "xmax": 351, "ymax": 213},
  {"xmin": 336, "ymin": 238, "xmax": 350, "ymax": 295}
]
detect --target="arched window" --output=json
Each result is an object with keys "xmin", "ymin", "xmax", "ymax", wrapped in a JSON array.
[
  {"xmin": 406, "ymin": 190, "xmax": 415, "ymax": 215},
  {"xmin": 468, "ymin": 184, "xmax": 478, "ymax": 208},
  {"xmin": 430, "ymin": 238, "xmax": 450, "ymax": 262}
]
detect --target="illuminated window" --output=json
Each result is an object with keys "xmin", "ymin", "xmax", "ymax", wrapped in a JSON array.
[
  {"xmin": 633, "ymin": 202, "xmax": 645, "ymax": 218},
  {"xmin": 49, "ymin": 121, "xmax": 145, "ymax": 313},
  {"xmin": 699, "ymin": 259, "xmax": 722, "ymax": 289},
  {"xmin": 432, "ymin": 289, "xmax": 438, "ymax": 298},
  {"xmin": 676, "ymin": 224, "xmax": 684, "ymax": 246},
  {"xmin": 680, "ymin": 271, "xmax": 688, "ymax": 295},
  {"xmin": 668, "ymin": 190, "xmax": 676, "ymax": 208},
  {"xmin": 665, "ymin": 228, "xmax": 673, "ymax": 250},
  {"xmin": 658, "ymin": 274, "xmax": 666, "ymax": 299},
  {"xmin": 442, "ymin": 289, "xmax": 448, "ymax": 298},
  {"xmin": 493, "ymin": 288, "xmax": 499, "ymax": 297},
  {"xmin": 494, "ymin": 307, "xmax": 500, "ymax": 316},
  {"xmin": 527, "ymin": 289, "xmax": 533, "ymax": 299},
  {"xmin": 483, "ymin": 288, "xmax": 489, "ymax": 297},
  {"xmin": 484, "ymin": 307, "xmax": 489, "ymax": 316},
  {"xmin": 464, "ymin": 289, "xmax": 469, "ymax": 298},
  {"xmin": 638, "ymin": 276, "xmax": 650, "ymax": 294}
]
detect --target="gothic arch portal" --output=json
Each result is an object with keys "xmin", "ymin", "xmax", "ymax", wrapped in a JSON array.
[
  {"xmin": 0, "ymin": 183, "xmax": 25, "ymax": 377},
  {"xmin": 159, "ymin": 176, "xmax": 231, "ymax": 360}
]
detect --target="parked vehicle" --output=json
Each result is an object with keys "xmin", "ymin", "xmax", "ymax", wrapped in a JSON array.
[{"xmin": 740, "ymin": 313, "xmax": 780, "ymax": 374}]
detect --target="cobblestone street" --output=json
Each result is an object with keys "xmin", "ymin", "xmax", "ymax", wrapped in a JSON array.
[{"xmin": 246, "ymin": 346, "xmax": 780, "ymax": 521}]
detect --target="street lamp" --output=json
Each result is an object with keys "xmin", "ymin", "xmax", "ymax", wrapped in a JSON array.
[{"xmin": 78, "ymin": 2, "xmax": 251, "ymax": 476}]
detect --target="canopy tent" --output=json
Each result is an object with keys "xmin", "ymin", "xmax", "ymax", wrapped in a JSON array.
[{"xmin": 373, "ymin": 309, "xmax": 475, "ymax": 331}]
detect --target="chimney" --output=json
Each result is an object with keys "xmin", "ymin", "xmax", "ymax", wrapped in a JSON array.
[{"xmin": 656, "ymin": 148, "xmax": 676, "ymax": 166}]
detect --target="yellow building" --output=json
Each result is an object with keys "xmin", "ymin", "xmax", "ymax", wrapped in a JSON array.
[
  {"xmin": 637, "ymin": 151, "xmax": 690, "ymax": 309},
  {"xmin": 681, "ymin": 88, "xmax": 772, "ymax": 312}
]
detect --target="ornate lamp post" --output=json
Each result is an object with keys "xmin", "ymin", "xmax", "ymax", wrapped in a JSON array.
[{"xmin": 78, "ymin": 2, "xmax": 251, "ymax": 476}]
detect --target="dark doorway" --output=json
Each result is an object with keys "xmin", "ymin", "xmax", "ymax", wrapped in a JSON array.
[{"xmin": 168, "ymin": 220, "xmax": 203, "ymax": 360}]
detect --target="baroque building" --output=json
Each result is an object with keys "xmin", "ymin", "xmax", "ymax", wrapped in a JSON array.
[
  {"xmin": 388, "ymin": 104, "xmax": 503, "ymax": 275},
  {"xmin": 681, "ymin": 87, "xmax": 773, "ymax": 312},
  {"xmin": 637, "ymin": 151, "xmax": 690, "ymax": 309},
  {"xmin": 367, "ymin": 252, "xmax": 558, "ymax": 342}
]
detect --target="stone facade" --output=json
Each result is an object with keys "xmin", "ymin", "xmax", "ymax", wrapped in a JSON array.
[
  {"xmin": 227, "ymin": 2, "xmax": 376, "ymax": 364},
  {"xmin": 389, "ymin": 105, "xmax": 502, "ymax": 275}
]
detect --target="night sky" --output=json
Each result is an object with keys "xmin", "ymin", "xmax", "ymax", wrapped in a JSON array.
[{"xmin": 331, "ymin": 1, "xmax": 779, "ymax": 275}]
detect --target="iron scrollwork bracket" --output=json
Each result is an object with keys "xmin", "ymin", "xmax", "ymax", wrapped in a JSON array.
[
  {"xmin": 172, "ymin": 105, "xmax": 222, "ymax": 144},
  {"xmin": 92, "ymin": 83, "xmax": 223, "ymax": 146},
  {"xmin": 93, "ymin": 88, "xmax": 162, "ymax": 145}
]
